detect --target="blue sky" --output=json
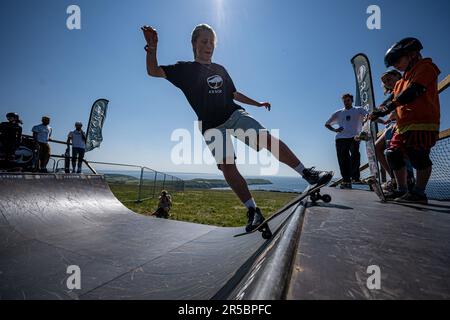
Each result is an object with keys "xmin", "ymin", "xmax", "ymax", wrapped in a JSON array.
[{"xmin": 1, "ymin": 0, "xmax": 449, "ymax": 177}]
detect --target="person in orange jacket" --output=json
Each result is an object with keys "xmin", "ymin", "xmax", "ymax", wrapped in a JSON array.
[{"xmin": 371, "ymin": 38, "xmax": 441, "ymax": 204}]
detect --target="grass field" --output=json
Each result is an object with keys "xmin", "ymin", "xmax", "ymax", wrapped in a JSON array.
[{"xmin": 109, "ymin": 184, "xmax": 298, "ymax": 227}]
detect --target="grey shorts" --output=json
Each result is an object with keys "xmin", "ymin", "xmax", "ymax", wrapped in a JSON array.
[{"xmin": 203, "ymin": 109, "xmax": 267, "ymax": 165}]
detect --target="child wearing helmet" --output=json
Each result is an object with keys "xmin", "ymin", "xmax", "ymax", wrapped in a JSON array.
[{"xmin": 371, "ymin": 38, "xmax": 441, "ymax": 204}]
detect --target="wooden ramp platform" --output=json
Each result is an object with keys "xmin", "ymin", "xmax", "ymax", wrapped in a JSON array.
[{"xmin": 288, "ymin": 187, "xmax": 450, "ymax": 300}]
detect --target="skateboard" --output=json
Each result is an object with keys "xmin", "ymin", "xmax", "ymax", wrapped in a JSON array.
[
  {"xmin": 64, "ymin": 148, "xmax": 70, "ymax": 173},
  {"xmin": 234, "ymin": 172, "xmax": 334, "ymax": 239},
  {"xmin": 309, "ymin": 188, "xmax": 332, "ymax": 206},
  {"xmin": 356, "ymin": 120, "xmax": 386, "ymax": 202}
]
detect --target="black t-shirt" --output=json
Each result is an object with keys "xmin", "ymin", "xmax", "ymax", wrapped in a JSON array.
[{"xmin": 161, "ymin": 61, "xmax": 244, "ymax": 133}]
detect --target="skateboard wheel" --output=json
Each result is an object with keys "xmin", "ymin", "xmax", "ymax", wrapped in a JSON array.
[
  {"xmin": 310, "ymin": 193, "xmax": 318, "ymax": 202},
  {"xmin": 322, "ymin": 194, "xmax": 332, "ymax": 203},
  {"xmin": 262, "ymin": 230, "xmax": 272, "ymax": 240}
]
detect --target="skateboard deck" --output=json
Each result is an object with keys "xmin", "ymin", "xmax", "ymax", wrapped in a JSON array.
[
  {"xmin": 357, "ymin": 120, "xmax": 386, "ymax": 202},
  {"xmin": 64, "ymin": 148, "xmax": 70, "ymax": 173},
  {"xmin": 234, "ymin": 172, "xmax": 334, "ymax": 238}
]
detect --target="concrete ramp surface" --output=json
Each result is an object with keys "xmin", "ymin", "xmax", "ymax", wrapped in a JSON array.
[{"xmin": 0, "ymin": 173, "xmax": 294, "ymax": 300}]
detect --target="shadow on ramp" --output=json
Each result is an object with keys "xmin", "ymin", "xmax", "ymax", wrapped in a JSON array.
[{"xmin": 0, "ymin": 173, "xmax": 296, "ymax": 300}]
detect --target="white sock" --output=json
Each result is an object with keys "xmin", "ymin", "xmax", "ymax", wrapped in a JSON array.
[
  {"xmin": 294, "ymin": 162, "xmax": 306, "ymax": 176},
  {"xmin": 244, "ymin": 198, "xmax": 257, "ymax": 209}
]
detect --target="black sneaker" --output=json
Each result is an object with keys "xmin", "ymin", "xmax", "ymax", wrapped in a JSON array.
[
  {"xmin": 395, "ymin": 192, "xmax": 428, "ymax": 205},
  {"xmin": 385, "ymin": 190, "xmax": 407, "ymax": 200},
  {"xmin": 340, "ymin": 182, "xmax": 352, "ymax": 189},
  {"xmin": 302, "ymin": 167, "xmax": 333, "ymax": 186},
  {"xmin": 245, "ymin": 207, "xmax": 265, "ymax": 232}
]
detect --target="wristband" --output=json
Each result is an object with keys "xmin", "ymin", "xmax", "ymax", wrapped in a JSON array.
[{"xmin": 145, "ymin": 44, "xmax": 156, "ymax": 52}]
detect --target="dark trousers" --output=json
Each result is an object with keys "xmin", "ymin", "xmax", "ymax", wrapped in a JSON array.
[
  {"xmin": 72, "ymin": 147, "xmax": 85, "ymax": 172},
  {"xmin": 37, "ymin": 142, "xmax": 51, "ymax": 170},
  {"xmin": 336, "ymin": 138, "xmax": 361, "ymax": 183}
]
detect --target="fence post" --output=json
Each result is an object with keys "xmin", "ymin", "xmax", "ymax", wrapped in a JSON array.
[
  {"xmin": 152, "ymin": 171, "xmax": 157, "ymax": 198},
  {"xmin": 162, "ymin": 174, "xmax": 166, "ymax": 190},
  {"xmin": 137, "ymin": 167, "xmax": 144, "ymax": 203}
]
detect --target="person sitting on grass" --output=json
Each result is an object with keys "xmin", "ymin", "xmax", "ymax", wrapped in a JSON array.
[{"xmin": 152, "ymin": 190, "xmax": 172, "ymax": 219}]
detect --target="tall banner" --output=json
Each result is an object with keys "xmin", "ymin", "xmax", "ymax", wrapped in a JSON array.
[
  {"xmin": 351, "ymin": 53, "xmax": 381, "ymax": 182},
  {"xmin": 351, "ymin": 53, "xmax": 376, "ymax": 113},
  {"xmin": 86, "ymin": 99, "xmax": 109, "ymax": 152}
]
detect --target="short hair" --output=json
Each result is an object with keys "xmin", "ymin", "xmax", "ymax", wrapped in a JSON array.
[
  {"xmin": 191, "ymin": 24, "xmax": 217, "ymax": 58},
  {"xmin": 341, "ymin": 93, "xmax": 354, "ymax": 101}
]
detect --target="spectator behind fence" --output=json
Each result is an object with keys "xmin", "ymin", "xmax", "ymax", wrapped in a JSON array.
[
  {"xmin": 0, "ymin": 112, "xmax": 23, "ymax": 169},
  {"xmin": 32, "ymin": 116, "xmax": 52, "ymax": 173},
  {"xmin": 152, "ymin": 190, "xmax": 172, "ymax": 219},
  {"xmin": 67, "ymin": 122, "xmax": 87, "ymax": 173}
]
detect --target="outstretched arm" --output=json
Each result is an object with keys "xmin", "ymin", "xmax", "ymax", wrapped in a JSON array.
[
  {"xmin": 141, "ymin": 26, "xmax": 166, "ymax": 78},
  {"xmin": 233, "ymin": 91, "xmax": 271, "ymax": 110}
]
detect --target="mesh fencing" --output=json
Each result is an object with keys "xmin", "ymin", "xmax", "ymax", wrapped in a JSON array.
[
  {"xmin": 427, "ymin": 134, "xmax": 450, "ymax": 200},
  {"xmin": 355, "ymin": 133, "xmax": 450, "ymax": 201}
]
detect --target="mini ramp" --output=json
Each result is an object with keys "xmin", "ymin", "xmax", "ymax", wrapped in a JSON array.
[{"xmin": 0, "ymin": 173, "xmax": 299, "ymax": 300}]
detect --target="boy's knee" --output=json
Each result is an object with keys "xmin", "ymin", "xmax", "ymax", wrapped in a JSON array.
[{"xmin": 385, "ymin": 148, "xmax": 405, "ymax": 170}]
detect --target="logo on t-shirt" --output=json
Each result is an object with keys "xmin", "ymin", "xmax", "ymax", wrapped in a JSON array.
[{"xmin": 207, "ymin": 75, "xmax": 223, "ymax": 93}]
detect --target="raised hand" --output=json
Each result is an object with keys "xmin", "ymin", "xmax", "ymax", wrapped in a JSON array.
[{"xmin": 141, "ymin": 25, "xmax": 158, "ymax": 48}]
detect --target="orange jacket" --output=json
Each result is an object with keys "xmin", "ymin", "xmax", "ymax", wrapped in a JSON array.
[{"xmin": 393, "ymin": 58, "xmax": 441, "ymax": 133}]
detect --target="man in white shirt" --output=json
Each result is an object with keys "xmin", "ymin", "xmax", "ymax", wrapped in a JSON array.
[
  {"xmin": 325, "ymin": 94, "xmax": 368, "ymax": 189},
  {"xmin": 67, "ymin": 122, "xmax": 87, "ymax": 173},
  {"xmin": 32, "ymin": 116, "xmax": 52, "ymax": 173}
]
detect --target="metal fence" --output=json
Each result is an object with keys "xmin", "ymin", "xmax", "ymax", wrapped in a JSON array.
[{"xmin": 81, "ymin": 161, "xmax": 184, "ymax": 202}]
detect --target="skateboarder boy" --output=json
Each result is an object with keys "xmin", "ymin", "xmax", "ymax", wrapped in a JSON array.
[
  {"xmin": 370, "ymin": 38, "xmax": 441, "ymax": 204},
  {"xmin": 142, "ymin": 24, "xmax": 332, "ymax": 232}
]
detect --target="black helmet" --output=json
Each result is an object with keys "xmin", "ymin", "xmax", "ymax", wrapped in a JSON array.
[
  {"xmin": 384, "ymin": 37, "xmax": 423, "ymax": 68},
  {"xmin": 6, "ymin": 112, "xmax": 18, "ymax": 119}
]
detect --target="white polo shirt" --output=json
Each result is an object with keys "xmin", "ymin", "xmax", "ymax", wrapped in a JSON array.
[
  {"xmin": 326, "ymin": 106, "xmax": 368, "ymax": 139},
  {"xmin": 32, "ymin": 124, "xmax": 52, "ymax": 143},
  {"xmin": 68, "ymin": 130, "xmax": 86, "ymax": 149}
]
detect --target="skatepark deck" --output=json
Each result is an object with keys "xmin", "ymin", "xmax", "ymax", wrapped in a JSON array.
[
  {"xmin": 1, "ymin": 173, "xmax": 449, "ymax": 300},
  {"xmin": 287, "ymin": 187, "xmax": 450, "ymax": 299},
  {"xmin": 0, "ymin": 173, "xmax": 295, "ymax": 300}
]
